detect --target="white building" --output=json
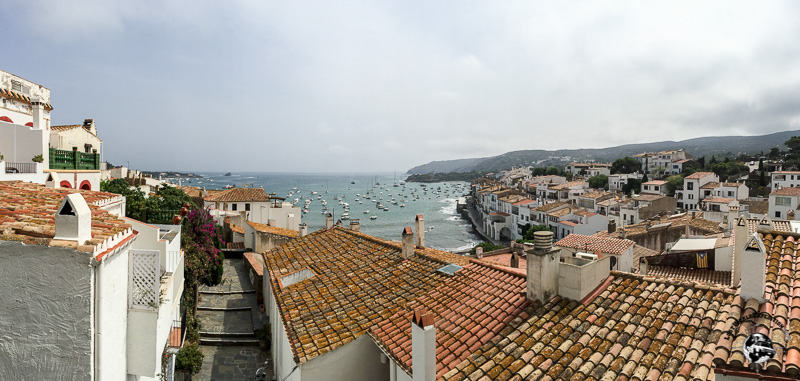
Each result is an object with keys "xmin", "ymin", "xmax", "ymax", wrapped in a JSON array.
[
  {"xmin": 0, "ymin": 70, "xmax": 101, "ymax": 190},
  {"xmin": 769, "ymin": 187, "xmax": 800, "ymax": 220},
  {"xmin": 608, "ymin": 173, "xmax": 641, "ymax": 193},
  {"xmin": 204, "ymin": 187, "xmax": 301, "ymax": 230},
  {"xmin": 641, "ymin": 180, "xmax": 667, "ymax": 196},
  {"xmin": 676, "ymin": 172, "xmax": 719, "ymax": 211},
  {"xmin": 770, "ymin": 171, "xmax": 800, "ymax": 190}
]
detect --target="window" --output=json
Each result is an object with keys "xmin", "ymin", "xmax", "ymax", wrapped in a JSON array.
[
  {"xmin": 776, "ymin": 211, "xmax": 781, "ymax": 218},
  {"xmin": 11, "ymin": 80, "xmax": 30, "ymax": 95},
  {"xmin": 728, "ymin": 191, "xmax": 733, "ymax": 197},
  {"xmin": 687, "ymin": 182, "xmax": 694, "ymax": 190},
  {"xmin": 245, "ymin": 203, "xmax": 251, "ymax": 211},
  {"xmin": 776, "ymin": 196, "xmax": 792, "ymax": 206},
  {"xmin": 232, "ymin": 203, "xmax": 238, "ymax": 211}
]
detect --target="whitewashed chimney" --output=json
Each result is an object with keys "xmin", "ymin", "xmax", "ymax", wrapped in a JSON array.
[
  {"xmin": 640, "ymin": 258, "xmax": 649, "ymax": 276},
  {"xmin": 402, "ymin": 227, "xmax": 414, "ymax": 259},
  {"xmin": 732, "ymin": 216, "xmax": 747, "ymax": 287},
  {"xmin": 349, "ymin": 219, "xmax": 360, "ymax": 232},
  {"xmin": 54, "ymin": 193, "xmax": 92, "ymax": 244},
  {"xmin": 299, "ymin": 223, "xmax": 307, "ymax": 237},
  {"xmin": 415, "ymin": 214, "xmax": 425, "ymax": 248},
  {"xmin": 411, "ymin": 309, "xmax": 436, "ymax": 381},
  {"xmin": 31, "ymin": 96, "xmax": 48, "ymax": 166},
  {"xmin": 526, "ymin": 231, "xmax": 560, "ymax": 302},
  {"xmin": 475, "ymin": 246, "xmax": 483, "ymax": 258},
  {"xmin": 739, "ymin": 233, "xmax": 767, "ymax": 302},
  {"xmin": 325, "ymin": 213, "xmax": 333, "ymax": 229},
  {"xmin": 727, "ymin": 205, "xmax": 740, "ymax": 230}
]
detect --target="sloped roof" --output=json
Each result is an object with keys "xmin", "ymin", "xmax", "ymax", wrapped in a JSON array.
[
  {"xmin": 713, "ymin": 233, "xmax": 800, "ymax": 377},
  {"xmin": 443, "ymin": 272, "xmax": 735, "ymax": 380},
  {"xmin": 555, "ymin": 234, "xmax": 635, "ymax": 255},
  {"xmin": 533, "ymin": 201, "xmax": 568, "ymax": 213},
  {"xmin": 771, "ymin": 187, "xmax": 800, "ymax": 196},
  {"xmin": 648, "ymin": 266, "xmax": 732, "ymax": 287},
  {"xmin": 204, "ymin": 187, "xmax": 274, "ymax": 202},
  {"xmin": 369, "ymin": 262, "xmax": 530, "ymax": 378},
  {"xmin": 50, "ymin": 124, "xmax": 101, "ymax": 140},
  {"xmin": 245, "ymin": 220, "xmax": 299, "ymax": 238},
  {"xmin": 686, "ymin": 172, "xmax": 716, "ymax": 180},
  {"xmin": 264, "ymin": 227, "xmax": 468, "ymax": 364},
  {"xmin": 0, "ymin": 88, "xmax": 52, "ymax": 110},
  {"xmin": 0, "ymin": 181, "xmax": 133, "ymax": 258}
]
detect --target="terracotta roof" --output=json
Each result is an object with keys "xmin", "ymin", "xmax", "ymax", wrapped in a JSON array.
[
  {"xmin": 547, "ymin": 208, "xmax": 573, "ymax": 218},
  {"xmin": 642, "ymin": 180, "xmax": 666, "ymax": 185},
  {"xmin": 648, "ymin": 266, "xmax": 732, "ymax": 287},
  {"xmin": 632, "ymin": 244, "xmax": 659, "ymax": 271},
  {"xmin": 474, "ymin": 252, "xmax": 526, "ymax": 276},
  {"xmin": 771, "ymin": 187, "xmax": 800, "ymax": 196},
  {"xmin": 555, "ymin": 234, "xmax": 635, "ymax": 255},
  {"xmin": 713, "ymin": 233, "xmax": 800, "ymax": 377},
  {"xmin": 633, "ymin": 194, "xmax": 664, "ymax": 202},
  {"xmin": 369, "ymin": 261, "xmax": 530, "ymax": 378},
  {"xmin": 264, "ymin": 227, "xmax": 468, "ymax": 364},
  {"xmin": 719, "ymin": 182, "xmax": 742, "ymax": 188},
  {"xmin": 50, "ymin": 124, "xmax": 100, "ymax": 139},
  {"xmin": 513, "ymin": 199, "xmax": 536, "ymax": 206},
  {"xmin": 674, "ymin": 159, "xmax": 691, "ymax": 164},
  {"xmin": 743, "ymin": 217, "xmax": 793, "ymax": 235},
  {"xmin": 0, "ymin": 181, "xmax": 134, "ymax": 258},
  {"xmin": 443, "ymin": 271, "xmax": 735, "ymax": 380},
  {"xmin": 0, "ymin": 88, "xmax": 53, "ymax": 110},
  {"xmin": 231, "ymin": 225, "xmax": 244, "ymax": 235},
  {"xmin": 701, "ymin": 197, "xmax": 735, "ymax": 204},
  {"xmin": 686, "ymin": 172, "xmax": 716, "ymax": 180},
  {"xmin": 244, "ymin": 252, "xmax": 265, "ymax": 276},
  {"xmin": 533, "ymin": 201, "xmax": 568, "ymax": 213},
  {"xmin": 204, "ymin": 187, "xmax": 275, "ymax": 202},
  {"xmin": 700, "ymin": 182, "xmax": 720, "ymax": 189},
  {"xmin": 246, "ymin": 220, "xmax": 299, "ymax": 238}
]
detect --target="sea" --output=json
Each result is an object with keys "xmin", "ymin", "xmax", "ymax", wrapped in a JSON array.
[{"xmin": 187, "ymin": 172, "xmax": 481, "ymax": 252}]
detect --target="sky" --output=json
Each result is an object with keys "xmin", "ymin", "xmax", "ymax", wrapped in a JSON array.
[{"xmin": 3, "ymin": 1, "xmax": 800, "ymax": 173}]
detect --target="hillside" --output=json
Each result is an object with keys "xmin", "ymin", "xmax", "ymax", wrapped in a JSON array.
[{"xmin": 406, "ymin": 130, "xmax": 800, "ymax": 174}]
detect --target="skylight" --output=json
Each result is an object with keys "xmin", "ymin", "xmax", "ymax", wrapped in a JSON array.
[{"xmin": 437, "ymin": 264, "xmax": 463, "ymax": 276}]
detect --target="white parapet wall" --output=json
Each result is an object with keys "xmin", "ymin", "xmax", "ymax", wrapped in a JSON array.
[{"xmin": 558, "ymin": 255, "xmax": 611, "ymax": 301}]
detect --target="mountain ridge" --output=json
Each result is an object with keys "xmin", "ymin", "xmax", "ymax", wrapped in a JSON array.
[{"xmin": 406, "ymin": 130, "xmax": 800, "ymax": 174}]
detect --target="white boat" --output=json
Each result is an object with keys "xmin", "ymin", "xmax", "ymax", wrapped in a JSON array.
[
  {"xmin": 341, "ymin": 213, "xmax": 350, "ymax": 220},
  {"xmin": 370, "ymin": 215, "xmax": 378, "ymax": 220},
  {"xmin": 363, "ymin": 209, "xmax": 370, "ymax": 214},
  {"xmin": 400, "ymin": 204, "xmax": 405, "ymax": 207}
]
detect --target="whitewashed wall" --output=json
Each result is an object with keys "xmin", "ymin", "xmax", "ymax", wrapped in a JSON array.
[
  {"xmin": 97, "ymin": 245, "xmax": 131, "ymax": 380},
  {"xmin": 0, "ymin": 242, "xmax": 93, "ymax": 380},
  {"xmin": 0, "ymin": 122, "xmax": 45, "ymax": 163}
]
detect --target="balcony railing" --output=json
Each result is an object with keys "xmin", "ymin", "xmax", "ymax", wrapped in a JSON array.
[
  {"xmin": 48, "ymin": 148, "xmax": 100, "ymax": 170},
  {"xmin": 4, "ymin": 162, "xmax": 37, "ymax": 173},
  {"xmin": 164, "ymin": 250, "xmax": 183, "ymax": 276}
]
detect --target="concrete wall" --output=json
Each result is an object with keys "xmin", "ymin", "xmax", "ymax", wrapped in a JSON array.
[
  {"xmin": 268, "ymin": 276, "xmax": 300, "ymax": 381},
  {"xmin": 0, "ymin": 242, "xmax": 92, "ymax": 380},
  {"xmin": 50, "ymin": 127, "xmax": 102, "ymax": 152},
  {"xmin": 301, "ymin": 335, "xmax": 389, "ymax": 381},
  {"xmin": 48, "ymin": 170, "xmax": 101, "ymax": 191},
  {"xmin": 0, "ymin": 122, "xmax": 45, "ymax": 163},
  {"xmin": 715, "ymin": 245, "xmax": 733, "ymax": 272},
  {"xmin": 97, "ymin": 245, "xmax": 130, "ymax": 380},
  {"xmin": 558, "ymin": 256, "xmax": 611, "ymax": 300}
]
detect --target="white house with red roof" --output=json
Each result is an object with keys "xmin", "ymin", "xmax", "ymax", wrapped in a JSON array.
[
  {"xmin": 555, "ymin": 233, "xmax": 635, "ymax": 272},
  {"xmin": 204, "ymin": 187, "xmax": 301, "ymax": 230},
  {"xmin": 641, "ymin": 180, "xmax": 667, "ymax": 195},
  {"xmin": 553, "ymin": 210, "xmax": 609, "ymax": 240},
  {"xmin": 768, "ymin": 186, "xmax": 800, "ymax": 219},
  {"xmin": 770, "ymin": 170, "xmax": 800, "ymax": 190},
  {"xmin": 677, "ymin": 172, "xmax": 719, "ymax": 211}
]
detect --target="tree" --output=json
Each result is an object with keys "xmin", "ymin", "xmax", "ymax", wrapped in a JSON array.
[
  {"xmin": 546, "ymin": 166, "xmax": 560, "ymax": 176},
  {"xmin": 697, "ymin": 156, "xmax": 706, "ymax": 169},
  {"xmin": 622, "ymin": 179, "xmax": 642, "ymax": 196},
  {"xmin": 641, "ymin": 172, "xmax": 649, "ymax": 183},
  {"xmin": 519, "ymin": 224, "xmax": 550, "ymax": 242},
  {"xmin": 611, "ymin": 157, "xmax": 642, "ymax": 174},
  {"xmin": 786, "ymin": 136, "xmax": 800, "ymax": 155},
  {"xmin": 769, "ymin": 147, "xmax": 780, "ymax": 159},
  {"xmin": 665, "ymin": 175, "xmax": 684, "ymax": 195},
  {"xmin": 588, "ymin": 174, "xmax": 608, "ymax": 190},
  {"xmin": 470, "ymin": 241, "xmax": 504, "ymax": 255}
]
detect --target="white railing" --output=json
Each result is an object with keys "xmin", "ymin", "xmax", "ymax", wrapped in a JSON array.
[{"xmin": 164, "ymin": 250, "xmax": 183, "ymax": 275}]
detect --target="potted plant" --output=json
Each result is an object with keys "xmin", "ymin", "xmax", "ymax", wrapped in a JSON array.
[
  {"xmin": 175, "ymin": 343, "xmax": 204, "ymax": 376},
  {"xmin": 32, "ymin": 154, "xmax": 43, "ymax": 163},
  {"xmin": 256, "ymin": 325, "xmax": 271, "ymax": 350}
]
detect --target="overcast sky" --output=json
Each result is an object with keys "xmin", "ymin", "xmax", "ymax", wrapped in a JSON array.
[{"xmin": 3, "ymin": 1, "xmax": 800, "ymax": 173}]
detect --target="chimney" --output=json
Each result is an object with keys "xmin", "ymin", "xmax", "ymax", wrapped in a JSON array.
[
  {"xmin": 299, "ymin": 223, "xmax": 307, "ymax": 237},
  {"xmin": 350, "ymin": 219, "xmax": 360, "ymax": 232},
  {"xmin": 325, "ymin": 213, "xmax": 333, "ymax": 229},
  {"xmin": 526, "ymin": 231, "xmax": 560, "ymax": 302},
  {"xmin": 739, "ymin": 233, "xmax": 767, "ymax": 302},
  {"xmin": 727, "ymin": 205, "xmax": 740, "ymax": 230},
  {"xmin": 83, "ymin": 119, "xmax": 97, "ymax": 135},
  {"xmin": 608, "ymin": 220, "xmax": 616, "ymax": 234},
  {"xmin": 732, "ymin": 216, "xmax": 748, "ymax": 287},
  {"xmin": 645, "ymin": 220, "xmax": 651, "ymax": 231},
  {"xmin": 475, "ymin": 246, "xmax": 483, "ymax": 258},
  {"xmin": 402, "ymin": 227, "xmax": 414, "ymax": 259},
  {"xmin": 789, "ymin": 210, "xmax": 796, "ymax": 221},
  {"xmin": 620, "ymin": 228, "xmax": 626, "ymax": 240},
  {"xmin": 511, "ymin": 249, "xmax": 520, "ymax": 268},
  {"xmin": 54, "ymin": 194, "xmax": 92, "ymax": 244},
  {"xmin": 415, "ymin": 214, "xmax": 425, "ymax": 248},
  {"xmin": 31, "ymin": 96, "xmax": 48, "ymax": 166},
  {"xmin": 411, "ymin": 309, "xmax": 436, "ymax": 381},
  {"xmin": 640, "ymin": 258, "xmax": 649, "ymax": 276},
  {"xmin": 691, "ymin": 211, "xmax": 696, "ymax": 219}
]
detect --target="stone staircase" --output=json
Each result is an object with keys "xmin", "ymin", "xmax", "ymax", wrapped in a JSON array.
[{"xmin": 196, "ymin": 260, "xmax": 261, "ymax": 346}]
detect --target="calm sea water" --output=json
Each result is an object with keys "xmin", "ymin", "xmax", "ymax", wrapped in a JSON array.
[{"xmin": 189, "ymin": 172, "xmax": 481, "ymax": 252}]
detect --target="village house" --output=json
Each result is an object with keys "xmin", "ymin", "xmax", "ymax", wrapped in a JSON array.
[
  {"xmin": 552, "ymin": 210, "xmax": 609, "ymax": 240},
  {"xmin": 573, "ymin": 190, "xmax": 613, "ymax": 212},
  {"xmin": 676, "ymin": 172, "xmax": 719, "ymax": 210},
  {"xmin": 243, "ymin": 219, "xmax": 300, "ymax": 253},
  {"xmin": 640, "ymin": 180, "xmax": 667, "ymax": 196},
  {"xmin": 634, "ymin": 149, "xmax": 689, "ymax": 174},
  {"xmin": 768, "ymin": 186, "xmax": 800, "ymax": 219},
  {"xmin": 0, "ymin": 181, "xmax": 184, "ymax": 381},
  {"xmin": 0, "ymin": 70, "xmax": 102, "ymax": 190},
  {"xmin": 597, "ymin": 212, "xmax": 723, "ymax": 253},
  {"xmin": 618, "ymin": 194, "xmax": 678, "ymax": 226},
  {"xmin": 607, "ymin": 173, "xmax": 641, "ymax": 193},
  {"xmin": 666, "ymin": 158, "xmax": 695, "ymax": 175},
  {"xmin": 564, "ymin": 162, "xmax": 611, "ymax": 176},
  {"xmin": 204, "ymin": 187, "xmax": 301, "ymax": 230},
  {"xmin": 770, "ymin": 170, "xmax": 800, "ymax": 190}
]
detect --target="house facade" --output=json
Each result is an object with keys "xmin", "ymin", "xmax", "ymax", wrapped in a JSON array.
[
  {"xmin": 677, "ymin": 172, "xmax": 719, "ymax": 210},
  {"xmin": 204, "ymin": 187, "xmax": 301, "ymax": 230}
]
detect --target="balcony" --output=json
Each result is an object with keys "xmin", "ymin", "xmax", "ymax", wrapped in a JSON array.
[
  {"xmin": 4, "ymin": 161, "xmax": 37, "ymax": 174},
  {"xmin": 49, "ymin": 148, "xmax": 100, "ymax": 170}
]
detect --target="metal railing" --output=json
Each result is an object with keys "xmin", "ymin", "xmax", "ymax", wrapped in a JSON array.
[
  {"xmin": 48, "ymin": 148, "xmax": 100, "ymax": 170},
  {"xmin": 4, "ymin": 162, "xmax": 37, "ymax": 173}
]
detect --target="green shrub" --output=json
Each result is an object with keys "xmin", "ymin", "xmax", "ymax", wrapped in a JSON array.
[
  {"xmin": 32, "ymin": 154, "xmax": 43, "ymax": 163},
  {"xmin": 470, "ymin": 241, "xmax": 504, "ymax": 255},
  {"xmin": 175, "ymin": 343, "xmax": 204, "ymax": 374}
]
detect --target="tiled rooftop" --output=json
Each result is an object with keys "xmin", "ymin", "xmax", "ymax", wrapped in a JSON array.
[
  {"xmin": 648, "ymin": 266, "xmax": 732, "ymax": 287},
  {"xmin": 701, "ymin": 197, "xmax": 735, "ymax": 204},
  {"xmin": 555, "ymin": 234, "xmax": 635, "ymax": 255},
  {"xmin": 533, "ymin": 201, "xmax": 568, "ymax": 213},
  {"xmin": 771, "ymin": 187, "xmax": 800, "ymax": 196},
  {"xmin": 0, "ymin": 88, "xmax": 53, "ymax": 110},
  {"xmin": 642, "ymin": 180, "xmax": 666, "ymax": 185},
  {"xmin": 370, "ymin": 262, "xmax": 530, "ymax": 378},
  {"xmin": 713, "ymin": 233, "xmax": 800, "ymax": 378},
  {"xmin": 686, "ymin": 172, "xmax": 716, "ymax": 180},
  {"xmin": 264, "ymin": 227, "xmax": 468, "ymax": 364},
  {"xmin": 205, "ymin": 187, "xmax": 277, "ymax": 202},
  {"xmin": 246, "ymin": 220, "xmax": 299, "ymax": 238},
  {"xmin": 700, "ymin": 182, "xmax": 720, "ymax": 190},
  {"xmin": 50, "ymin": 124, "xmax": 100, "ymax": 139},
  {"xmin": 0, "ymin": 181, "xmax": 133, "ymax": 258},
  {"xmin": 443, "ymin": 271, "xmax": 736, "ymax": 380},
  {"xmin": 231, "ymin": 225, "xmax": 244, "ymax": 235}
]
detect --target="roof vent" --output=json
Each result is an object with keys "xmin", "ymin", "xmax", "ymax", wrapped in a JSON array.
[
  {"xmin": 437, "ymin": 263, "xmax": 463, "ymax": 276},
  {"xmin": 280, "ymin": 268, "xmax": 315, "ymax": 288}
]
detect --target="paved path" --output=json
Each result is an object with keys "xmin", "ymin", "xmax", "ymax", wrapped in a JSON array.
[
  {"xmin": 464, "ymin": 201, "xmax": 505, "ymax": 246},
  {"xmin": 196, "ymin": 258, "xmax": 272, "ymax": 381}
]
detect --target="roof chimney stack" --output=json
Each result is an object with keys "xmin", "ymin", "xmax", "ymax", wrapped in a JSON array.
[
  {"xmin": 475, "ymin": 246, "xmax": 483, "ymax": 258},
  {"xmin": 608, "ymin": 220, "xmax": 616, "ymax": 234},
  {"xmin": 739, "ymin": 233, "xmax": 767, "ymax": 302},
  {"xmin": 411, "ymin": 309, "xmax": 436, "ymax": 381},
  {"xmin": 350, "ymin": 219, "xmax": 360, "ymax": 232},
  {"xmin": 728, "ymin": 205, "xmax": 740, "ymax": 230},
  {"xmin": 526, "ymin": 231, "xmax": 560, "ymax": 302},
  {"xmin": 325, "ymin": 213, "xmax": 333, "ymax": 230},
  {"xmin": 640, "ymin": 258, "xmax": 649, "ymax": 276},
  {"xmin": 299, "ymin": 223, "xmax": 307, "ymax": 237},
  {"xmin": 402, "ymin": 227, "xmax": 414, "ymax": 259},
  {"xmin": 54, "ymin": 194, "xmax": 92, "ymax": 244},
  {"xmin": 415, "ymin": 214, "xmax": 425, "ymax": 248}
]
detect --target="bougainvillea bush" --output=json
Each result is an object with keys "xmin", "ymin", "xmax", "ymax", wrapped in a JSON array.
[{"xmin": 182, "ymin": 207, "xmax": 225, "ymax": 289}]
